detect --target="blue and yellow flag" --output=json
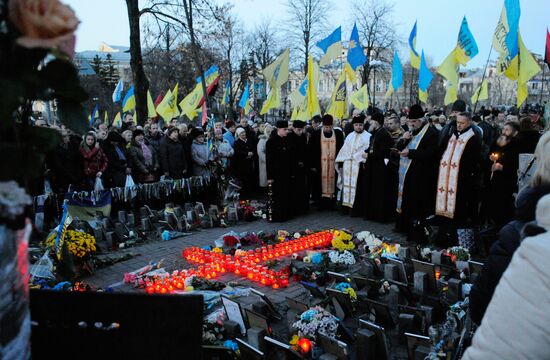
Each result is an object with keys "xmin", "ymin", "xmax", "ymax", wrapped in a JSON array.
[
  {"xmin": 385, "ymin": 51, "xmax": 403, "ymax": 98},
  {"xmin": 347, "ymin": 23, "xmax": 366, "ymax": 71},
  {"xmin": 238, "ymin": 83, "xmax": 251, "ymax": 115},
  {"xmin": 493, "ymin": 0, "xmax": 521, "ymax": 79},
  {"xmin": 89, "ymin": 104, "xmax": 99, "ymax": 127},
  {"xmin": 122, "ymin": 86, "xmax": 136, "ymax": 112},
  {"xmin": 55, "ymin": 200, "xmax": 73, "ymax": 260},
  {"xmin": 455, "ymin": 16, "xmax": 478, "ymax": 66},
  {"xmin": 317, "ymin": 27, "xmax": 343, "ymax": 67},
  {"xmin": 437, "ymin": 48, "xmax": 459, "ymax": 105},
  {"xmin": 104, "ymin": 111, "xmax": 109, "ymax": 125},
  {"xmin": 418, "ymin": 50, "xmax": 433, "ymax": 103},
  {"xmin": 221, "ymin": 80, "xmax": 230, "ymax": 106},
  {"xmin": 262, "ymin": 49, "xmax": 290, "ymax": 87},
  {"xmin": 409, "ymin": 21, "xmax": 420, "ymax": 69},
  {"xmin": 113, "ymin": 112, "xmax": 122, "ymax": 128},
  {"xmin": 326, "ymin": 70, "xmax": 347, "ymax": 119}
]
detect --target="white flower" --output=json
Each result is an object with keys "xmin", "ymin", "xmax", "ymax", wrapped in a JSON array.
[
  {"xmin": 294, "ymin": 232, "xmax": 301, "ymax": 239},
  {"xmin": 420, "ymin": 247, "xmax": 432, "ymax": 258},
  {"xmin": 328, "ymin": 250, "xmax": 356, "ymax": 265}
]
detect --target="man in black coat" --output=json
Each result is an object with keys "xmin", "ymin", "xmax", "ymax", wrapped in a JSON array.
[
  {"xmin": 266, "ymin": 120, "xmax": 292, "ymax": 222},
  {"xmin": 353, "ymin": 112, "xmax": 395, "ymax": 222},
  {"xmin": 308, "ymin": 114, "xmax": 344, "ymax": 210},
  {"xmin": 434, "ymin": 112, "xmax": 483, "ymax": 251},
  {"xmin": 394, "ymin": 105, "xmax": 440, "ymax": 238},
  {"xmin": 287, "ymin": 120, "xmax": 309, "ymax": 216},
  {"xmin": 159, "ymin": 127, "xmax": 188, "ymax": 179}
]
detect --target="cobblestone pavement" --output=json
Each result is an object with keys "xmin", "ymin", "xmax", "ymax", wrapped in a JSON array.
[
  {"xmin": 85, "ymin": 209, "xmax": 407, "ymax": 305},
  {"xmin": 83, "ymin": 210, "xmax": 411, "ymax": 358}
]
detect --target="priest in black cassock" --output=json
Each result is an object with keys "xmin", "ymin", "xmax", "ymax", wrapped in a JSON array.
[
  {"xmin": 266, "ymin": 120, "xmax": 292, "ymax": 222},
  {"xmin": 308, "ymin": 115, "xmax": 344, "ymax": 210},
  {"xmin": 394, "ymin": 105, "xmax": 440, "ymax": 239},
  {"xmin": 352, "ymin": 112, "xmax": 395, "ymax": 222},
  {"xmin": 287, "ymin": 120, "xmax": 310, "ymax": 216}
]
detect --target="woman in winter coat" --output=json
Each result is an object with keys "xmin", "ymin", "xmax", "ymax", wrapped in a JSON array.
[
  {"xmin": 257, "ymin": 125, "xmax": 273, "ymax": 188},
  {"xmin": 190, "ymin": 128, "xmax": 214, "ymax": 177},
  {"xmin": 232, "ymin": 127, "xmax": 256, "ymax": 194},
  {"xmin": 463, "ymin": 194, "xmax": 550, "ymax": 360},
  {"xmin": 159, "ymin": 127, "xmax": 188, "ymax": 179},
  {"xmin": 213, "ymin": 128, "xmax": 233, "ymax": 169},
  {"xmin": 129, "ymin": 129, "xmax": 159, "ymax": 183},
  {"xmin": 79, "ymin": 131, "xmax": 108, "ymax": 190},
  {"xmin": 102, "ymin": 131, "xmax": 130, "ymax": 188},
  {"xmin": 469, "ymin": 131, "xmax": 550, "ymax": 325}
]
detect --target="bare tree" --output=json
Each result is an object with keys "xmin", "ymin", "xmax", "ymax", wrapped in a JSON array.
[
  {"xmin": 351, "ymin": 0, "xmax": 399, "ymax": 103},
  {"xmin": 126, "ymin": 0, "xmax": 150, "ymax": 124},
  {"xmin": 251, "ymin": 18, "xmax": 280, "ymax": 70},
  {"xmin": 284, "ymin": 0, "xmax": 331, "ymax": 72}
]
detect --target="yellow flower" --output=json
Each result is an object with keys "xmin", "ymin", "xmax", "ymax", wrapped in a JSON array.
[
  {"xmin": 344, "ymin": 287, "xmax": 357, "ymax": 301},
  {"xmin": 212, "ymin": 247, "xmax": 223, "ymax": 253},
  {"xmin": 289, "ymin": 334, "xmax": 300, "ymax": 345}
]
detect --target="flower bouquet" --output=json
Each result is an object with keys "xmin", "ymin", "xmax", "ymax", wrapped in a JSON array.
[
  {"xmin": 328, "ymin": 250, "xmax": 356, "ymax": 271},
  {"xmin": 292, "ymin": 306, "xmax": 339, "ymax": 342},
  {"xmin": 447, "ymin": 246, "xmax": 470, "ymax": 271},
  {"xmin": 45, "ymin": 229, "xmax": 96, "ymax": 277},
  {"xmin": 331, "ymin": 230, "xmax": 355, "ymax": 251},
  {"xmin": 333, "ymin": 282, "xmax": 357, "ymax": 302}
]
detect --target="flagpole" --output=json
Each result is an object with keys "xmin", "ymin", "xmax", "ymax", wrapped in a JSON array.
[{"xmin": 473, "ymin": 46, "xmax": 494, "ymax": 114}]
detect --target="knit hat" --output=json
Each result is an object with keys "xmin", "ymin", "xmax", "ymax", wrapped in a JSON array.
[{"xmin": 235, "ymin": 127, "xmax": 246, "ymax": 138}]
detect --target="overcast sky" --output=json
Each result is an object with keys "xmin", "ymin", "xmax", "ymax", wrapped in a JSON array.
[{"xmin": 66, "ymin": 0, "xmax": 550, "ymax": 68}]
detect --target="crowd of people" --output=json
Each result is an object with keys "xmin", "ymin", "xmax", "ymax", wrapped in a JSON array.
[{"xmin": 35, "ymin": 101, "xmax": 547, "ymax": 240}]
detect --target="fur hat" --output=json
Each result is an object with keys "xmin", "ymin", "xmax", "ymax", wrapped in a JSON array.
[
  {"xmin": 322, "ymin": 114, "xmax": 334, "ymax": 126},
  {"xmin": 408, "ymin": 104, "xmax": 425, "ymax": 119}
]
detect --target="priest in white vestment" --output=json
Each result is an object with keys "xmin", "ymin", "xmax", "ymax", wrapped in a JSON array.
[{"xmin": 335, "ymin": 114, "xmax": 371, "ymax": 208}]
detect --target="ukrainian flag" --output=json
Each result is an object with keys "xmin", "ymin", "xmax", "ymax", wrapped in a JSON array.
[
  {"xmin": 221, "ymin": 80, "xmax": 230, "ymax": 106},
  {"xmin": 493, "ymin": 0, "xmax": 520, "ymax": 79},
  {"xmin": 409, "ymin": 21, "xmax": 420, "ymax": 69},
  {"xmin": 347, "ymin": 23, "xmax": 366, "ymax": 71},
  {"xmin": 238, "ymin": 83, "xmax": 251, "ymax": 115},
  {"xmin": 418, "ymin": 50, "xmax": 433, "ymax": 104},
  {"xmin": 385, "ymin": 51, "xmax": 403, "ymax": 98},
  {"xmin": 113, "ymin": 112, "xmax": 122, "ymax": 127},
  {"xmin": 350, "ymin": 84, "xmax": 369, "ymax": 110},
  {"xmin": 122, "ymin": 86, "xmax": 136, "ymax": 112},
  {"xmin": 455, "ymin": 17, "xmax": 478, "ymax": 66},
  {"xmin": 317, "ymin": 27, "xmax": 342, "ymax": 67}
]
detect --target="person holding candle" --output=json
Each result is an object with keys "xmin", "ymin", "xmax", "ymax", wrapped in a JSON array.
[{"xmin": 481, "ymin": 134, "xmax": 519, "ymax": 229}]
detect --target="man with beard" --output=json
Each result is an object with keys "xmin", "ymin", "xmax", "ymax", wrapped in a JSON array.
[
  {"xmin": 353, "ymin": 112, "xmax": 395, "ymax": 221},
  {"xmin": 394, "ymin": 104, "xmax": 440, "ymax": 239},
  {"xmin": 309, "ymin": 114, "xmax": 344, "ymax": 210},
  {"xmin": 436, "ymin": 112, "xmax": 482, "ymax": 251},
  {"xmin": 287, "ymin": 119, "xmax": 309, "ymax": 216},
  {"xmin": 266, "ymin": 120, "xmax": 292, "ymax": 222},
  {"xmin": 335, "ymin": 114, "xmax": 371, "ymax": 212}
]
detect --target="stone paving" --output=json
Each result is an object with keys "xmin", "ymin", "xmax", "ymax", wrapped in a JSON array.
[{"xmin": 85, "ymin": 209, "xmax": 406, "ymax": 304}]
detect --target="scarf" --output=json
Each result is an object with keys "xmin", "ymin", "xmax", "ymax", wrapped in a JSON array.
[
  {"xmin": 320, "ymin": 130, "xmax": 337, "ymax": 198},
  {"xmin": 138, "ymin": 140, "xmax": 153, "ymax": 166},
  {"xmin": 114, "ymin": 144, "xmax": 126, "ymax": 161}
]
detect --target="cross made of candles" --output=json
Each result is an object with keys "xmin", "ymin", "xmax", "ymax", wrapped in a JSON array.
[{"xmin": 145, "ymin": 230, "xmax": 334, "ymax": 294}]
